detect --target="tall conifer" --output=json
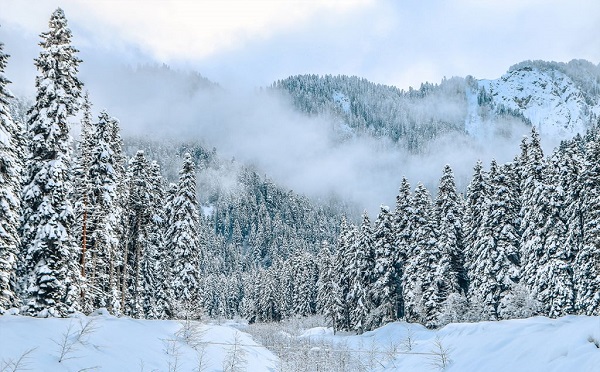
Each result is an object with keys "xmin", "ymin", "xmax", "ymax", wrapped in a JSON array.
[
  {"xmin": 20, "ymin": 8, "xmax": 83, "ymax": 316},
  {"xmin": 0, "ymin": 41, "xmax": 22, "ymax": 310}
]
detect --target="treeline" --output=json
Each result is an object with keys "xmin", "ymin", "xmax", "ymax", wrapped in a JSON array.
[
  {"xmin": 231, "ymin": 124, "xmax": 600, "ymax": 333},
  {"xmin": 313, "ymin": 127, "xmax": 600, "ymax": 332},
  {"xmin": 0, "ymin": 7, "xmax": 207, "ymax": 317}
]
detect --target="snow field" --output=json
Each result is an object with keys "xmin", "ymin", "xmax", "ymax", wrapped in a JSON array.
[
  {"xmin": 0, "ymin": 312, "xmax": 277, "ymax": 372},
  {"xmin": 2, "ymin": 313, "xmax": 600, "ymax": 371},
  {"xmin": 246, "ymin": 315, "xmax": 600, "ymax": 371}
]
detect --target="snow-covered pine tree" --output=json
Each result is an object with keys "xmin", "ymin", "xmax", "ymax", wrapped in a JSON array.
[
  {"xmin": 123, "ymin": 151, "xmax": 152, "ymax": 318},
  {"xmin": 0, "ymin": 41, "xmax": 22, "ymax": 311},
  {"xmin": 403, "ymin": 183, "xmax": 438, "ymax": 326},
  {"xmin": 434, "ymin": 165, "xmax": 466, "ymax": 296},
  {"xmin": 393, "ymin": 177, "xmax": 412, "ymax": 319},
  {"xmin": 154, "ymin": 181, "xmax": 177, "ymax": 319},
  {"xmin": 428, "ymin": 165, "xmax": 467, "ymax": 326},
  {"xmin": 469, "ymin": 161, "xmax": 520, "ymax": 319},
  {"xmin": 463, "ymin": 160, "xmax": 490, "ymax": 320},
  {"xmin": 349, "ymin": 212, "xmax": 375, "ymax": 334},
  {"xmin": 519, "ymin": 128, "xmax": 547, "ymax": 316},
  {"xmin": 530, "ymin": 151, "xmax": 573, "ymax": 317},
  {"xmin": 147, "ymin": 161, "xmax": 171, "ymax": 319},
  {"xmin": 492, "ymin": 160, "xmax": 527, "ymax": 319},
  {"xmin": 544, "ymin": 136, "xmax": 584, "ymax": 317},
  {"xmin": 292, "ymin": 251, "xmax": 318, "ymax": 317},
  {"xmin": 20, "ymin": 8, "xmax": 83, "ymax": 317},
  {"xmin": 72, "ymin": 92, "xmax": 93, "ymax": 302},
  {"xmin": 255, "ymin": 265, "xmax": 281, "ymax": 322},
  {"xmin": 561, "ymin": 135, "xmax": 585, "ymax": 263},
  {"xmin": 371, "ymin": 205, "xmax": 401, "ymax": 326},
  {"xmin": 167, "ymin": 153, "xmax": 203, "ymax": 318},
  {"xmin": 275, "ymin": 258, "xmax": 294, "ymax": 319},
  {"xmin": 332, "ymin": 217, "xmax": 354, "ymax": 331},
  {"xmin": 316, "ymin": 241, "xmax": 338, "ymax": 327},
  {"xmin": 463, "ymin": 160, "xmax": 486, "ymax": 269},
  {"xmin": 83, "ymin": 111, "xmax": 125, "ymax": 314},
  {"xmin": 574, "ymin": 134, "xmax": 600, "ymax": 315}
]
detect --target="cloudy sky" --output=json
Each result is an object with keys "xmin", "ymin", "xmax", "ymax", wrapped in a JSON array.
[{"xmin": 1, "ymin": 0, "xmax": 599, "ymax": 91}]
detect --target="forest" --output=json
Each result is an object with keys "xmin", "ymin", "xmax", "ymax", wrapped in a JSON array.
[{"xmin": 1, "ymin": 8, "xmax": 600, "ymax": 339}]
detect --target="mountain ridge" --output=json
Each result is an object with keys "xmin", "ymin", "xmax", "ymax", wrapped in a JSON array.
[{"xmin": 273, "ymin": 59, "xmax": 600, "ymax": 148}]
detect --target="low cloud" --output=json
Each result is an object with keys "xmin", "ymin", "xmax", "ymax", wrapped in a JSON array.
[
  {"xmin": 79, "ymin": 58, "xmax": 540, "ymax": 216},
  {"xmin": 0, "ymin": 8, "xmax": 577, "ymax": 216}
]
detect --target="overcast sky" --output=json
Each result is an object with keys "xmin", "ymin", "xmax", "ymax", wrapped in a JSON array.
[{"xmin": 1, "ymin": 0, "xmax": 599, "ymax": 91}]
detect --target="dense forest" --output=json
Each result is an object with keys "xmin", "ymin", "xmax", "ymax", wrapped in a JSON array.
[{"xmin": 1, "ymin": 9, "xmax": 600, "ymax": 337}]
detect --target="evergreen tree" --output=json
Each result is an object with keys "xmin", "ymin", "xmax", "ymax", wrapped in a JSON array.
[
  {"xmin": 276, "ymin": 258, "xmax": 294, "ymax": 319},
  {"xmin": 562, "ymin": 135, "xmax": 585, "ymax": 263},
  {"xmin": 423, "ymin": 165, "xmax": 467, "ymax": 326},
  {"xmin": 72, "ymin": 92, "xmax": 93, "ymax": 304},
  {"xmin": 549, "ymin": 137, "xmax": 584, "ymax": 317},
  {"xmin": 148, "ymin": 161, "xmax": 172, "ymax": 319},
  {"xmin": 531, "ymin": 152, "xmax": 573, "ymax": 317},
  {"xmin": 83, "ymin": 111, "xmax": 125, "ymax": 314},
  {"xmin": 332, "ymin": 217, "xmax": 354, "ymax": 331},
  {"xmin": 434, "ymin": 165, "xmax": 466, "ymax": 295},
  {"xmin": 167, "ymin": 153, "xmax": 203, "ymax": 317},
  {"xmin": 123, "ymin": 151, "xmax": 151, "ymax": 317},
  {"xmin": 519, "ymin": 129, "xmax": 547, "ymax": 314},
  {"xmin": 403, "ymin": 183, "xmax": 438, "ymax": 326},
  {"xmin": 349, "ymin": 212, "xmax": 375, "ymax": 334},
  {"xmin": 371, "ymin": 205, "xmax": 400, "ymax": 325},
  {"xmin": 392, "ymin": 177, "xmax": 412, "ymax": 319},
  {"xmin": 257, "ymin": 266, "xmax": 281, "ymax": 322},
  {"xmin": 0, "ymin": 41, "xmax": 22, "ymax": 310},
  {"xmin": 574, "ymin": 136, "xmax": 600, "ymax": 315},
  {"xmin": 463, "ymin": 161, "xmax": 486, "ymax": 280},
  {"xmin": 469, "ymin": 161, "xmax": 520, "ymax": 319},
  {"xmin": 292, "ymin": 251, "xmax": 317, "ymax": 317},
  {"xmin": 20, "ymin": 8, "xmax": 83, "ymax": 316},
  {"xmin": 316, "ymin": 241, "xmax": 338, "ymax": 327},
  {"xmin": 463, "ymin": 160, "xmax": 490, "ymax": 320}
]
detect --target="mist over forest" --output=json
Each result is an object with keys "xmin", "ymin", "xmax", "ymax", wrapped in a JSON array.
[{"xmin": 2, "ymin": 23, "xmax": 571, "ymax": 217}]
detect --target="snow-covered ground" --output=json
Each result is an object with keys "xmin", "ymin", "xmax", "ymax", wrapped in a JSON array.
[
  {"xmin": 0, "ymin": 311, "xmax": 277, "ymax": 371},
  {"xmin": 1, "ymin": 313, "xmax": 599, "ymax": 371},
  {"xmin": 291, "ymin": 316, "xmax": 600, "ymax": 371}
]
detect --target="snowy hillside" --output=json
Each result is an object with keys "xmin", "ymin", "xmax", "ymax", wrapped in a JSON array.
[
  {"xmin": 476, "ymin": 64, "xmax": 600, "ymax": 137},
  {"xmin": 276, "ymin": 60, "xmax": 600, "ymax": 148}
]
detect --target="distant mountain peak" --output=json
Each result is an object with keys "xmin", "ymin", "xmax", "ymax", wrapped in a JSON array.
[
  {"xmin": 275, "ymin": 59, "xmax": 600, "ymax": 148},
  {"xmin": 474, "ymin": 62, "xmax": 599, "ymax": 138}
]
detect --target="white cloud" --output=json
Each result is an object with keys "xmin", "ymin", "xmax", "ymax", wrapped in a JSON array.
[
  {"xmin": 0, "ymin": 0, "xmax": 372, "ymax": 60},
  {"xmin": 1, "ymin": 0, "xmax": 598, "ymax": 89}
]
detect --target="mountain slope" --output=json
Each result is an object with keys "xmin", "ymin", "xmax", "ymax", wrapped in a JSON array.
[
  {"xmin": 274, "ymin": 59, "xmax": 600, "ymax": 148},
  {"xmin": 475, "ymin": 60, "xmax": 600, "ymax": 138}
]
